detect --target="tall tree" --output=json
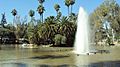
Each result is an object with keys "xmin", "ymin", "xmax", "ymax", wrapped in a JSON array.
[
  {"xmin": 27, "ymin": 22, "xmax": 34, "ymax": 44},
  {"xmin": 70, "ymin": 0, "xmax": 75, "ymax": 14},
  {"xmin": 54, "ymin": 4, "xmax": 61, "ymax": 20},
  {"xmin": 29, "ymin": 10, "xmax": 35, "ymax": 21},
  {"xmin": 54, "ymin": 4, "xmax": 60, "ymax": 14},
  {"xmin": 37, "ymin": 5, "xmax": 45, "ymax": 23},
  {"xmin": 38, "ymin": 0, "xmax": 45, "ymax": 5},
  {"xmin": 65, "ymin": 0, "xmax": 71, "ymax": 17},
  {"xmin": 11, "ymin": 9, "xmax": 17, "ymax": 27},
  {"xmin": 37, "ymin": 16, "xmax": 57, "ymax": 45},
  {"xmin": 90, "ymin": 0, "xmax": 120, "ymax": 45},
  {"xmin": 38, "ymin": 0, "xmax": 45, "ymax": 23},
  {"xmin": 1, "ymin": 13, "xmax": 7, "ymax": 28}
]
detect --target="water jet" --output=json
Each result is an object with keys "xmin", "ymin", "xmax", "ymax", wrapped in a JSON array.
[{"xmin": 74, "ymin": 7, "xmax": 97, "ymax": 55}]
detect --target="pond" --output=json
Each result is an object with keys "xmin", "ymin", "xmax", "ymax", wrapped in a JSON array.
[{"xmin": 0, "ymin": 45, "xmax": 120, "ymax": 67}]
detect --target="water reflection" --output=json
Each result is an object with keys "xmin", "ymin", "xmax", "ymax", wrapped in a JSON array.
[
  {"xmin": 1, "ymin": 45, "xmax": 120, "ymax": 67},
  {"xmin": 0, "ymin": 63, "xmax": 26, "ymax": 67},
  {"xmin": 1, "ymin": 61, "xmax": 120, "ymax": 67},
  {"xmin": 75, "ymin": 55, "xmax": 89, "ymax": 67},
  {"xmin": 88, "ymin": 61, "xmax": 120, "ymax": 67},
  {"xmin": 74, "ymin": 60, "xmax": 120, "ymax": 67}
]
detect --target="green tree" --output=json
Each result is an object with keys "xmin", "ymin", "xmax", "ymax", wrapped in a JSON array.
[
  {"xmin": 11, "ymin": 9, "xmax": 17, "ymax": 29},
  {"xmin": 56, "ymin": 11, "xmax": 62, "ymax": 21},
  {"xmin": 90, "ymin": 0, "xmax": 120, "ymax": 45},
  {"xmin": 37, "ymin": 5, "xmax": 45, "ymax": 23},
  {"xmin": 29, "ymin": 10, "xmax": 35, "ymax": 21},
  {"xmin": 65, "ymin": 0, "xmax": 71, "ymax": 16},
  {"xmin": 37, "ymin": 16, "xmax": 57, "ymax": 44},
  {"xmin": 38, "ymin": 0, "xmax": 45, "ymax": 5},
  {"xmin": 14, "ymin": 16, "xmax": 27, "ymax": 41},
  {"xmin": 59, "ymin": 16, "xmax": 76, "ymax": 46},
  {"xmin": 70, "ymin": 0, "xmax": 75, "ymax": 14},
  {"xmin": 27, "ymin": 21, "xmax": 34, "ymax": 44},
  {"xmin": 54, "ymin": 4, "xmax": 62, "ymax": 20},
  {"xmin": 54, "ymin": 4, "xmax": 60, "ymax": 14},
  {"xmin": 54, "ymin": 34, "xmax": 66, "ymax": 46},
  {"xmin": 11, "ymin": 9, "xmax": 17, "ymax": 17},
  {"xmin": 38, "ymin": 0, "xmax": 45, "ymax": 23}
]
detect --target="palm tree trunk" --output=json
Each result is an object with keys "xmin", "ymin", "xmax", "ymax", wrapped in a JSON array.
[
  {"xmin": 31, "ymin": 17, "xmax": 32, "ymax": 22},
  {"xmin": 71, "ymin": 5, "xmax": 73, "ymax": 14},
  {"xmin": 13, "ymin": 16, "xmax": 15, "ymax": 26},
  {"xmin": 42, "ymin": 13, "xmax": 44, "ymax": 23},
  {"xmin": 40, "ymin": 14, "xmax": 41, "ymax": 23},
  {"xmin": 13, "ymin": 16, "xmax": 15, "ymax": 32},
  {"xmin": 68, "ymin": 6, "xmax": 69, "ymax": 17}
]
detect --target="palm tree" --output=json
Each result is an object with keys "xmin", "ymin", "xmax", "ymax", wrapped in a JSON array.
[
  {"xmin": 11, "ymin": 9, "xmax": 17, "ymax": 26},
  {"xmin": 37, "ymin": 5, "xmax": 45, "ymax": 23},
  {"xmin": 38, "ymin": 0, "xmax": 45, "ymax": 5},
  {"xmin": 54, "ymin": 4, "xmax": 60, "ymax": 14},
  {"xmin": 11, "ymin": 9, "xmax": 17, "ymax": 17},
  {"xmin": 70, "ymin": 0, "xmax": 75, "ymax": 14},
  {"xmin": 38, "ymin": 0, "xmax": 45, "ymax": 23},
  {"xmin": 59, "ymin": 16, "xmax": 76, "ymax": 46},
  {"xmin": 29, "ymin": 10, "xmax": 35, "ymax": 21},
  {"xmin": 65, "ymin": 0, "xmax": 71, "ymax": 16},
  {"xmin": 54, "ymin": 4, "xmax": 61, "ymax": 20}
]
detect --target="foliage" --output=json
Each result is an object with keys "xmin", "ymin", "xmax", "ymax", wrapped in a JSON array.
[
  {"xmin": 29, "ymin": 10, "xmax": 35, "ymax": 17},
  {"xmin": 54, "ymin": 34, "xmax": 66, "ymax": 46},
  {"xmin": 64, "ymin": 0, "xmax": 75, "ymax": 16},
  {"xmin": 38, "ymin": 0, "xmax": 45, "ymax": 5},
  {"xmin": 37, "ymin": 4, "xmax": 45, "ymax": 22},
  {"xmin": 11, "ymin": 9, "xmax": 17, "ymax": 16},
  {"xmin": 90, "ymin": 0, "xmax": 120, "ymax": 45},
  {"xmin": 0, "ymin": 0, "xmax": 77, "ymax": 47},
  {"xmin": 14, "ymin": 16, "xmax": 27, "ymax": 40},
  {"xmin": 65, "ymin": 0, "xmax": 71, "ymax": 16},
  {"xmin": 54, "ymin": 4, "xmax": 60, "ymax": 12}
]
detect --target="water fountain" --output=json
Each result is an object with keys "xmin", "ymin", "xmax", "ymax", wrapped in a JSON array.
[{"xmin": 74, "ymin": 7, "xmax": 96, "ymax": 55}]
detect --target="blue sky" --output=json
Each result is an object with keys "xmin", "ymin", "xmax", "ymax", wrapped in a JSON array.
[{"xmin": 0, "ymin": 0, "xmax": 120, "ymax": 24}]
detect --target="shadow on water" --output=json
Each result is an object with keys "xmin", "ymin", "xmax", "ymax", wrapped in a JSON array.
[
  {"xmin": 0, "ymin": 63, "xmax": 70, "ymax": 67},
  {"xmin": 31, "ymin": 60, "xmax": 120, "ymax": 67},
  {"xmin": 1, "ymin": 61, "xmax": 120, "ymax": 67},
  {"xmin": 30, "ymin": 55, "xmax": 69, "ymax": 59},
  {"xmin": 88, "ymin": 61, "xmax": 120, "ymax": 67},
  {"xmin": 0, "ymin": 63, "xmax": 26, "ymax": 67}
]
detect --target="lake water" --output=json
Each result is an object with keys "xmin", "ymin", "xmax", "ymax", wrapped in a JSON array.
[{"xmin": 0, "ymin": 45, "xmax": 120, "ymax": 67}]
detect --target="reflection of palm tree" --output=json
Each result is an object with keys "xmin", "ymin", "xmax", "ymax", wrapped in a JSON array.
[{"xmin": 37, "ymin": 5, "xmax": 45, "ymax": 23}]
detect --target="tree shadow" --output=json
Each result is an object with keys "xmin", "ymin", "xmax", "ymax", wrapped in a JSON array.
[
  {"xmin": 30, "ymin": 55, "xmax": 70, "ymax": 59},
  {"xmin": 88, "ymin": 61, "xmax": 120, "ymax": 67},
  {"xmin": 1, "ymin": 63, "xmax": 27, "ymax": 67}
]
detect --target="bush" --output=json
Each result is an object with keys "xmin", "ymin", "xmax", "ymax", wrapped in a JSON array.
[{"xmin": 54, "ymin": 34, "xmax": 66, "ymax": 46}]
